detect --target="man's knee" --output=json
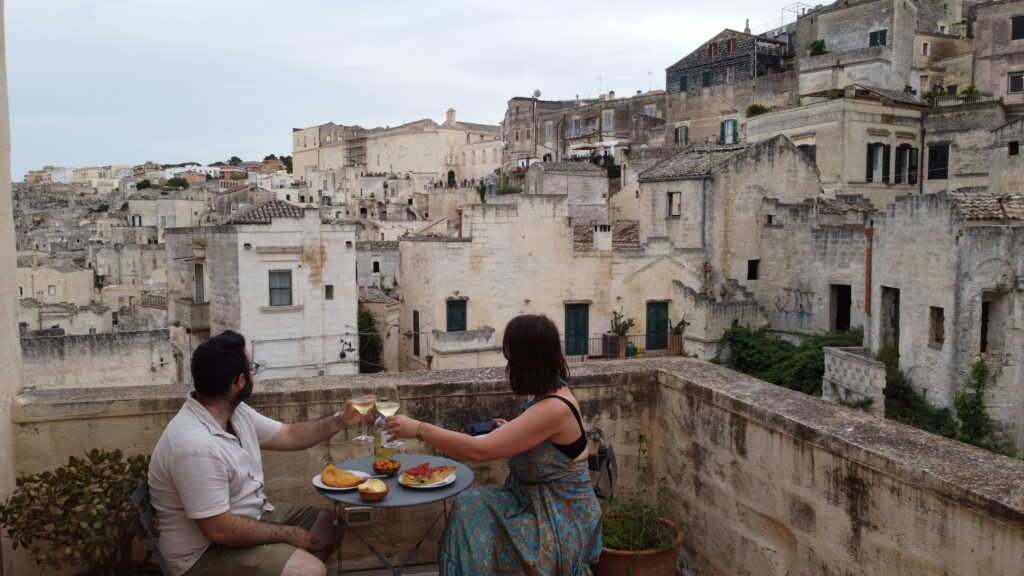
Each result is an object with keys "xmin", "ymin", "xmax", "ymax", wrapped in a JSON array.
[{"xmin": 280, "ymin": 549, "xmax": 326, "ymax": 576}]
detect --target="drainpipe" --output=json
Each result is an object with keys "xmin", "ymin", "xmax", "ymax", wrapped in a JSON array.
[
  {"xmin": 864, "ymin": 225, "xmax": 874, "ymax": 315},
  {"xmin": 456, "ymin": 208, "xmax": 463, "ymax": 238}
]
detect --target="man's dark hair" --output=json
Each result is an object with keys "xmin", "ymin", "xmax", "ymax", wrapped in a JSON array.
[
  {"xmin": 191, "ymin": 330, "xmax": 248, "ymax": 398},
  {"xmin": 503, "ymin": 315, "xmax": 569, "ymax": 396}
]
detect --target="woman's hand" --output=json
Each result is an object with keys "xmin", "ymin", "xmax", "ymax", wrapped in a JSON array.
[
  {"xmin": 339, "ymin": 400, "xmax": 372, "ymax": 427},
  {"xmin": 385, "ymin": 414, "xmax": 421, "ymax": 439}
]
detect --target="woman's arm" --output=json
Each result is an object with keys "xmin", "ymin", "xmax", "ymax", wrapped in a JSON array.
[{"xmin": 386, "ymin": 401, "xmax": 565, "ymax": 461}]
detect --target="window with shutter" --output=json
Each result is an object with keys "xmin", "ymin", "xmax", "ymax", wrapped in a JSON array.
[
  {"xmin": 1013, "ymin": 16, "xmax": 1024, "ymax": 40},
  {"xmin": 703, "ymin": 71, "xmax": 711, "ymax": 87},
  {"xmin": 1009, "ymin": 72, "xmax": 1024, "ymax": 93},
  {"xmin": 679, "ymin": 76, "xmax": 688, "ymax": 91},
  {"xmin": 928, "ymin": 144, "xmax": 949, "ymax": 179},
  {"xmin": 446, "ymin": 300, "xmax": 467, "ymax": 332}
]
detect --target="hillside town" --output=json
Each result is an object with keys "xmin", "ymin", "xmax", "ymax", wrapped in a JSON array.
[{"xmin": 5, "ymin": 0, "xmax": 1024, "ymax": 574}]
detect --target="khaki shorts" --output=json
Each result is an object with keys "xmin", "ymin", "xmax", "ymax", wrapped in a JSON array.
[{"xmin": 182, "ymin": 504, "xmax": 323, "ymax": 576}]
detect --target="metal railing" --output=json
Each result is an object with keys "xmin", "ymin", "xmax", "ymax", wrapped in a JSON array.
[
  {"xmin": 564, "ymin": 333, "xmax": 679, "ymax": 361},
  {"xmin": 141, "ymin": 294, "xmax": 167, "ymax": 308}
]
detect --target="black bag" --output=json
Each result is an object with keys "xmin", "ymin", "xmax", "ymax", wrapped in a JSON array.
[
  {"xmin": 588, "ymin": 443, "xmax": 617, "ymax": 500},
  {"xmin": 465, "ymin": 419, "xmax": 499, "ymax": 436}
]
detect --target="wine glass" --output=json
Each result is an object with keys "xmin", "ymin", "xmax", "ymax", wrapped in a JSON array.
[
  {"xmin": 350, "ymin": 393, "xmax": 376, "ymax": 444},
  {"xmin": 374, "ymin": 385, "xmax": 404, "ymax": 448}
]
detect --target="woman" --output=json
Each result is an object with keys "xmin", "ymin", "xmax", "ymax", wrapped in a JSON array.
[{"xmin": 385, "ymin": 314, "xmax": 601, "ymax": 575}]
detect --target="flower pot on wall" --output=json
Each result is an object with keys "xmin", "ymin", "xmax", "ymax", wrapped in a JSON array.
[{"xmin": 594, "ymin": 518, "xmax": 685, "ymax": 576}]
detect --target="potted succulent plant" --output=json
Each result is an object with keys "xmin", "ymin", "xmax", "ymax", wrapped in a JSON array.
[
  {"xmin": 595, "ymin": 433, "xmax": 684, "ymax": 576},
  {"xmin": 609, "ymin": 309, "xmax": 635, "ymax": 358},
  {"xmin": 0, "ymin": 449, "xmax": 159, "ymax": 576},
  {"xmin": 669, "ymin": 316, "xmax": 690, "ymax": 356}
]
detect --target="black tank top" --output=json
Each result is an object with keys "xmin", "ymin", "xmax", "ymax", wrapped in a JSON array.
[{"xmin": 535, "ymin": 394, "xmax": 588, "ymax": 459}]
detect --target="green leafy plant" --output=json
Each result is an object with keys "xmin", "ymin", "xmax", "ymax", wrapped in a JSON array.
[
  {"xmin": 923, "ymin": 89, "xmax": 946, "ymax": 104},
  {"xmin": 669, "ymin": 316, "xmax": 690, "ymax": 335},
  {"xmin": 476, "ymin": 182, "xmax": 487, "ymax": 204},
  {"xmin": 610, "ymin": 309, "xmax": 635, "ymax": 337},
  {"xmin": 878, "ymin": 347, "xmax": 959, "ymax": 438},
  {"xmin": 0, "ymin": 449, "xmax": 154, "ymax": 575},
  {"xmin": 808, "ymin": 39, "xmax": 827, "ymax": 56},
  {"xmin": 955, "ymin": 360, "xmax": 992, "ymax": 443},
  {"xmin": 713, "ymin": 324, "xmax": 863, "ymax": 396},
  {"xmin": 746, "ymin": 104, "xmax": 770, "ymax": 118},
  {"xmin": 602, "ymin": 433, "xmax": 679, "ymax": 551},
  {"xmin": 358, "ymin": 303, "xmax": 384, "ymax": 374}
]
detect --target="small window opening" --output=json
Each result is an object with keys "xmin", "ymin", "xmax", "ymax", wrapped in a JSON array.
[
  {"xmin": 929, "ymin": 306, "xmax": 945, "ymax": 345},
  {"xmin": 325, "ymin": 285, "xmax": 334, "ymax": 300},
  {"xmin": 747, "ymin": 259, "xmax": 760, "ymax": 280},
  {"xmin": 1010, "ymin": 141, "xmax": 1020, "ymax": 156}
]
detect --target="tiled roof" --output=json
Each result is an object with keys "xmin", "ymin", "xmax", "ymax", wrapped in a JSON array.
[
  {"xmin": 573, "ymin": 220, "xmax": 640, "ymax": 251},
  {"xmin": 532, "ymin": 162, "xmax": 606, "ymax": 175},
  {"xmin": 948, "ymin": 192, "xmax": 1024, "ymax": 221},
  {"xmin": 638, "ymin": 145, "xmax": 748, "ymax": 180},
  {"xmin": 626, "ymin": 146, "xmax": 681, "ymax": 163},
  {"xmin": 359, "ymin": 286, "xmax": 398, "ymax": 304},
  {"xmin": 230, "ymin": 200, "xmax": 306, "ymax": 224}
]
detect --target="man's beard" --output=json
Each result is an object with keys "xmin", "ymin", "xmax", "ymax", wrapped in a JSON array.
[{"xmin": 230, "ymin": 372, "xmax": 254, "ymax": 409}]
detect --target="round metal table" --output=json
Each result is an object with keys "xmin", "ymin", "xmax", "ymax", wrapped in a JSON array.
[
  {"xmin": 315, "ymin": 453, "xmax": 475, "ymax": 574},
  {"xmin": 315, "ymin": 453, "xmax": 474, "ymax": 507}
]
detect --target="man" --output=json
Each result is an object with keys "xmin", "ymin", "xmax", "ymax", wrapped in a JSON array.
[{"xmin": 149, "ymin": 330, "xmax": 367, "ymax": 576}]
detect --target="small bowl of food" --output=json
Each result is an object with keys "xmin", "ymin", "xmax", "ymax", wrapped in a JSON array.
[
  {"xmin": 357, "ymin": 478, "xmax": 389, "ymax": 502},
  {"xmin": 372, "ymin": 459, "xmax": 401, "ymax": 477}
]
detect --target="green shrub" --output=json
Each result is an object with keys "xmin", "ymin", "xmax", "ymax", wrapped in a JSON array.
[
  {"xmin": 714, "ymin": 324, "xmax": 862, "ymax": 396},
  {"xmin": 808, "ymin": 39, "xmax": 827, "ymax": 56},
  {"xmin": 746, "ymin": 104, "xmax": 770, "ymax": 117},
  {"xmin": 0, "ymin": 449, "xmax": 153, "ymax": 575},
  {"xmin": 358, "ymin": 303, "xmax": 384, "ymax": 373}
]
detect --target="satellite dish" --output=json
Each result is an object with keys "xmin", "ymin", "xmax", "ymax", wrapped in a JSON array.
[{"xmin": 533, "ymin": 89, "xmax": 541, "ymax": 98}]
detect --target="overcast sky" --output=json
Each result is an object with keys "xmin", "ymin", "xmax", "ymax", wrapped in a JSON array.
[{"xmin": 6, "ymin": 0, "xmax": 799, "ymax": 178}]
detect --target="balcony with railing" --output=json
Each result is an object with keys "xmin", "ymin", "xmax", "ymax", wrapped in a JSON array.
[
  {"xmin": 8, "ymin": 360, "xmax": 1024, "ymax": 574},
  {"xmin": 564, "ymin": 333, "xmax": 681, "ymax": 361},
  {"xmin": 170, "ymin": 296, "xmax": 210, "ymax": 330}
]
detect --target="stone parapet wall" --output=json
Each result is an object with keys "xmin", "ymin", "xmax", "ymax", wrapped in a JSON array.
[
  {"xmin": 20, "ymin": 329, "xmax": 173, "ymax": 390},
  {"xmin": 8, "ymin": 359, "xmax": 1024, "ymax": 575},
  {"xmin": 821, "ymin": 346, "xmax": 886, "ymax": 414}
]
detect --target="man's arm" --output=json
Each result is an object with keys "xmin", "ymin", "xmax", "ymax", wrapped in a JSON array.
[
  {"xmin": 262, "ymin": 401, "xmax": 364, "ymax": 451},
  {"xmin": 194, "ymin": 511, "xmax": 313, "ymax": 549}
]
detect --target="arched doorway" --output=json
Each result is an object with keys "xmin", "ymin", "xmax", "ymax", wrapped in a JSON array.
[{"xmin": 447, "ymin": 170, "xmax": 456, "ymax": 187}]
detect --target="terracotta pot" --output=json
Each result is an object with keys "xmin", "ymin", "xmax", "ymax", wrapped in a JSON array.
[
  {"xmin": 594, "ymin": 519, "xmax": 684, "ymax": 576},
  {"xmin": 669, "ymin": 333, "xmax": 683, "ymax": 355}
]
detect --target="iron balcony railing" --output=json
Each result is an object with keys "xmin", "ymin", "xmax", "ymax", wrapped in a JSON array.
[{"xmin": 563, "ymin": 333, "xmax": 680, "ymax": 361}]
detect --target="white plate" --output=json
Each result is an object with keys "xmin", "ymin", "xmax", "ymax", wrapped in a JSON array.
[
  {"xmin": 312, "ymin": 470, "xmax": 370, "ymax": 491},
  {"xmin": 398, "ymin": 471, "xmax": 457, "ymax": 489}
]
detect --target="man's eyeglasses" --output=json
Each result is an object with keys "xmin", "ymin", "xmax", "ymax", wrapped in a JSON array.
[{"xmin": 249, "ymin": 362, "xmax": 261, "ymax": 375}]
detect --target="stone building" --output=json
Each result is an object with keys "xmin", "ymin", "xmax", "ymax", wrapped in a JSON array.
[
  {"xmin": 165, "ymin": 201, "xmax": 360, "ymax": 382},
  {"xmin": 17, "ymin": 300, "xmax": 111, "ymax": 335},
  {"xmin": 796, "ymin": 0, "xmax": 918, "ymax": 95},
  {"xmin": 665, "ymin": 28, "xmax": 787, "ymax": 96},
  {"xmin": 358, "ymin": 285, "xmax": 400, "ymax": 373},
  {"xmin": 865, "ymin": 192, "xmax": 1024, "ymax": 448},
  {"xmin": 16, "ymin": 263, "xmax": 93, "ymax": 306},
  {"xmin": 970, "ymin": 0, "xmax": 1024, "ymax": 106},
  {"xmin": 20, "ymin": 330, "xmax": 173, "ymax": 390},
  {"xmin": 501, "ymin": 91, "xmax": 667, "ymax": 175},
  {"xmin": 523, "ymin": 162, "xmax": 609, "ymax": 225},
  {"xmin": 747, "ymin": 85, "xmax": 926, "ymax": 206},
  {"xmin": 355, "ymin": 240, "xmax": 399, "ymax": 291},
  {"xmin": 922, "ymin": 100, "xmax": 1007, "ymax": 194}
]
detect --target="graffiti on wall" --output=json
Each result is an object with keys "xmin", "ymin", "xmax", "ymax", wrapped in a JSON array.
[{"xmin": 772, "ymin": 288, "xmax": 823, "ymax": 329}]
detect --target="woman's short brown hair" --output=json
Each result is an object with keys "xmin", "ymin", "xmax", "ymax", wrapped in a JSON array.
[{"xmin": 503, "ymin": 314, "xmax": 570, "ymax": 396}]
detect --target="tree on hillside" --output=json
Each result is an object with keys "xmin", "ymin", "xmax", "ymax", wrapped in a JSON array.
[
  {"xmin": 166, "ymin": 177, "xmax": 190, "ymax": 189},
  {"xmin": 281, "ymin": 155, "xmax": 293, "ymax": 173},
  {"xmin": 229, "ymin": 156, "xmax": 242, "ymax": 166},
  {"xmin": 137, "ymin": 179, "xmax": 152, "ymax": 190},
  {"xmin": 358, "ymin": 304, "xmax": 384, "ymax": 373},
  {"xmin": 263, "ymin": 154, "xmax": 278, "ymax": 161}
]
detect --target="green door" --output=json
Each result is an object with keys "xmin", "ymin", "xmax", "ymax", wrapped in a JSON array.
[
  {"xmin": 564, "ymin": 304, "xmax": 589, "ymax": 356},
  {"xmin": 646, "ymin": 302, "xmax": 669, "ymax": 350}
]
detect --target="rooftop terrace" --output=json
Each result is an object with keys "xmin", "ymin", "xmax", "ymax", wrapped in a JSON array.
[{"xmin": 11, "ymin": 359, "xmax": 1024, "ymax": 575}]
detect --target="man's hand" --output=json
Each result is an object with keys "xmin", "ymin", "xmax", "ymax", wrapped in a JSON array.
[{"xmin": 340, "ymin": 400, "xmax": 371, "ymax": 428}]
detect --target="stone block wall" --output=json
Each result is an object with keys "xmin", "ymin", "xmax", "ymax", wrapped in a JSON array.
[
  {"xmin": 20, "ymin": 329, "xmax": 172, "ymax": 390},
  {"xmin": 822, "ymin": 346, "xmax": 886, "ymax": 414},
  {"xmin": 9, "ymin": 360, "xmax": 1024, "ymax": 575}
]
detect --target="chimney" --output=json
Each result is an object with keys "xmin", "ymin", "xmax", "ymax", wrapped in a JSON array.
[
  {"xmin": 744, "ymin": 19, "xmax": 750, "ymax": 34},
  {"xmin": 608, "ymin": 90, "xmax": 615, "ymax": 100},
  {"xmin": 593, "ymin": 223, "xmax": 612, "ymax": 251},
  {"xmin": 446, "ymin": 108, "xmax": 456, "ymax": 124}
]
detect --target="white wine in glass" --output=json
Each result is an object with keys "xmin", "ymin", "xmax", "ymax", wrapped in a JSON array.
[
  {"xmin": 350, "ymin": 393, "xmax": 376, "ymax": 444},
  {"xmin": 375, "ymin": 385, "xmax": 404, "ymax": 448}
]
